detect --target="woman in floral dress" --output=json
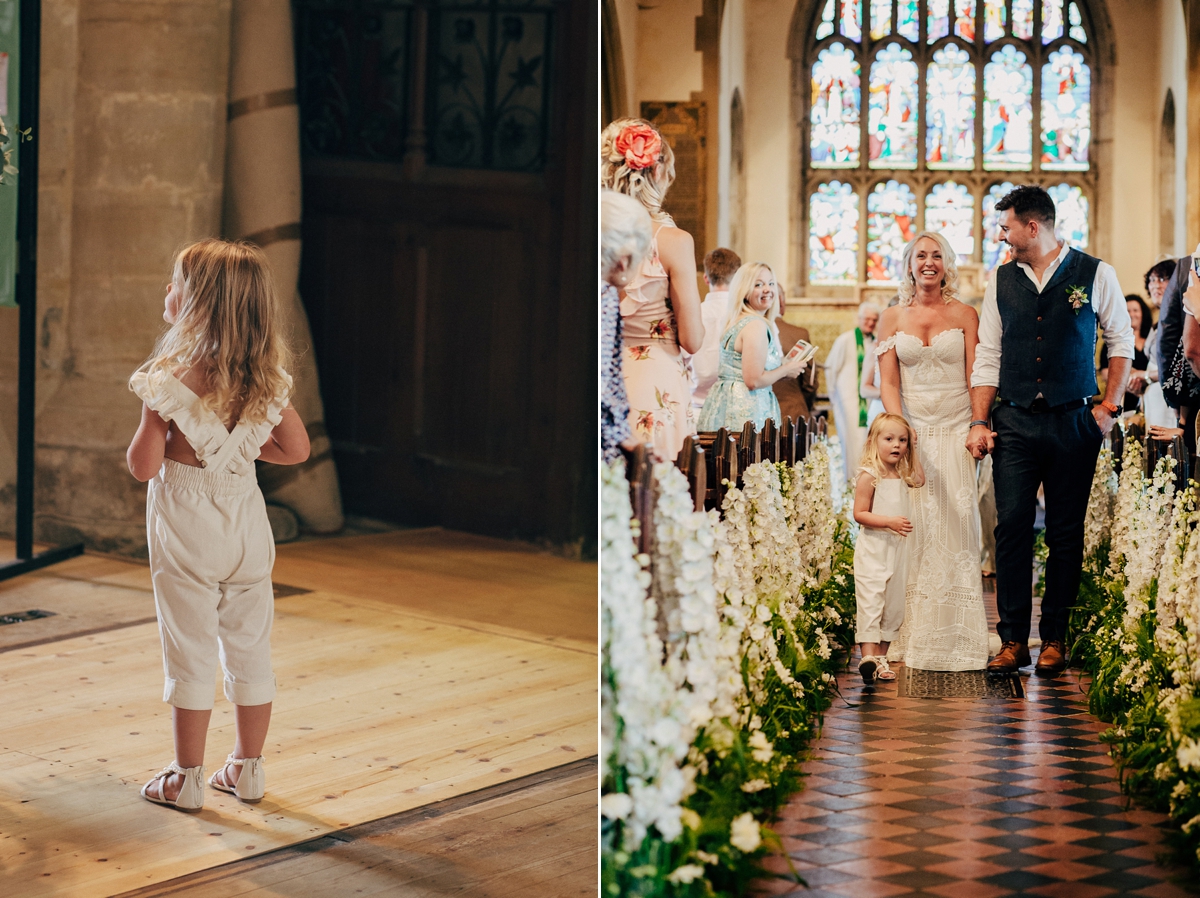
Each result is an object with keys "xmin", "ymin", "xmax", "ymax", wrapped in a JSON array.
[{"xmin": 601, "ymin": 118, "xmax": 704, "ymax": 460}]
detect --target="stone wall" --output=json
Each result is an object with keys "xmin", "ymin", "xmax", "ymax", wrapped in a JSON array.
[{"xmin": 0, "ymin": 0, "xmax": 231, "ymax": 554}]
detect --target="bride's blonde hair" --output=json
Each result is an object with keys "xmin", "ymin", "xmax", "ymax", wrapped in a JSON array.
[
  {"xmin": 131, "ymin": 239, "xmax": 292, "ymax": 425},
  {"xmin": 896, "ymin": 231, "xmax": 960, "ymax": 306},
  {"xmin": 859, "ymin": 413, "xmax": 922, "ymax": 488}
]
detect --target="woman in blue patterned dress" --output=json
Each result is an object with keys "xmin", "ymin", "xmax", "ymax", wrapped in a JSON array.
[{"xmin": 697, "ymin": 263, "xmax": 808, "ymax": 431}]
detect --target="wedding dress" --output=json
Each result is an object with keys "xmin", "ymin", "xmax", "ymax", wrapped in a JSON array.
[{"xmin": 877, "ymin": 329, "xmax": 989, "ymax": 671}]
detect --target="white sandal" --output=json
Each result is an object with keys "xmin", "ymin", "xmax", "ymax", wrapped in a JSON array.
[
  {"xmin": 141, "ymin": 761, "xmax": 205, "ymax": 811},
  {"xmin": 208, "ymin": 754, "xmax": 265, "ymax": 802},
  {"xmin": 859, "ymin": 655, "xmax": 879, "ymax": 684},
  {"xmin": 876, "ymin": 657, "xmax": 897, "ymax": 681}
]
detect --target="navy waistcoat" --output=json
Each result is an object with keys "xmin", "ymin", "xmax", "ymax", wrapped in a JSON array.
[{"xmin": 996, "ymin": 248, "xmax": 1101, "ymax": 408}]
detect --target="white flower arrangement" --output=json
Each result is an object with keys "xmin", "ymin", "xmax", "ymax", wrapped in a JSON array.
[{"xmin": 1083, "ymin": 446, "xmax": 1117, "ymax": 559}]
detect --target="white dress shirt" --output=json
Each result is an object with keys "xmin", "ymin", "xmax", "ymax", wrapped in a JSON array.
[
  {"xmin": 691, "ymin": 289, "xmax": 732, "ymax": 409},
  {"xmin": 971, "ymin": 241, "xmax": 1134, "ymax": 392}
]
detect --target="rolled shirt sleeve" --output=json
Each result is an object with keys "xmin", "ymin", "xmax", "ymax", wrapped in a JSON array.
[
  {"xmin": 970, "ymin": 274, "xmax": 1003, "ymax": 389},
  {"xmin": 1093, "ymin": 261, "xmax": 1134, "ymax": 360}
]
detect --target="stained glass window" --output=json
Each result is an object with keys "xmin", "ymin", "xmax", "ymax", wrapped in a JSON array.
[
  {"xmin": 1048, "ymin": 183, "xmax": 1089, "ymax": 247},
  {"xmin": 983, "ymin": 46, "xmax": 1033, "ymax": 170},
  {"xmin": 1013, "ymin": 0, "xmax": 1035, "ymax": 39},
  {"xmin": 928, "ymin": 0, "xmax": 950, "ymax": 42},
  {"xmin": 802, "ymin": 0, "xmax": 1096, "ymax": 287},
  {"xmin": 1041, "ymin": 47, "xmax": 1090, "ymax": 170},
  {"xmin": 1068, "ymin": 2, "xmax": 1086, "ymax": 41},
  {"xmin": 868, "ymin": 43, "xmax": 918, "ymax": 169},
  {"xmin": 870, "ymin": 0, "xmax": 891, "ymax": 39},
  {"xmin": 897, "ymin": 0, "xmax": 918, "ymax": 41},
  {"xmin": 1042, "ymin": 0, "xmax": 1064, "ymax": 42},
  {"xmin": 926, "ymin": 44, "xmax": 974, "ymax": 169},
  {"xmin": 841, "ymin": 0, "xmax": 863, "ymax": 40},
  {"xmin": 924, "ymin": 182, "xmax": 974, "ymax": 263},
  {"xmin": 810, "ymin": 182, "xmax": 861, "ymax": 283},
  {"xmin": 817, "ymin": 0, "xmax": 836, "ymax": 39},
  {"xmin": 955, "ymin": 0, "xmax": 976, "ymax": 40},
  {"xmin": 867, "ymin": 180, "xmax": 917, "ymax": 282},
  {"xmin": 982, "ymin": 182, "xmax": 1016, "ymax": 272},
  {"xmin": 811, "ymin": 44, "xmax": 861, "ymax": 167},
  {"xmin": 984, "ymin": 0, "xmax": 1005, "ymax": 41}
]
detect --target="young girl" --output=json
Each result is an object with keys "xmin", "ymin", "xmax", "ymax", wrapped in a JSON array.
[
  {"xmin": 852, "ymin": 413, "xmax": 924, "ymax": 684},
  {"xmin": 127, "ymin": 239, "xmax": 311, "ymax": 810}
]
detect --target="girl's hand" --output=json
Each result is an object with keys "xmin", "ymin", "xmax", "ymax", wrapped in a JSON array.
[{"xmin": 888, "ymin": 516, "xmax": 913, "ymax": 537}]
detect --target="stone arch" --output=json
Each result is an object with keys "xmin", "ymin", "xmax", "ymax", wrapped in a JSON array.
[
  {"xmin": 730, "ymin": 87, "xmax": 747, "ymax": 255},
  {"xmin": 1160, "ymin": 88, "xmax": 1177, "ymax": 255}
]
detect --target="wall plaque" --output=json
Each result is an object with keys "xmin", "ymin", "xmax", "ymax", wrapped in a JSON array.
[{"xmin": 641, "ymin": 100, "xmax": 706, "ymax": 265}]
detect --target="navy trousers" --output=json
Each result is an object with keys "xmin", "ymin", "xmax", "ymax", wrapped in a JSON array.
[{"xmin": 990, "ymin": 403, "xmax": 1103, "ymax": 645}]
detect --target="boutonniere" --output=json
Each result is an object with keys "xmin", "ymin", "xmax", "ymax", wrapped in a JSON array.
[{"xmin": 1067, "ymin": 285, "xmax": 1089, "ymax": 314}]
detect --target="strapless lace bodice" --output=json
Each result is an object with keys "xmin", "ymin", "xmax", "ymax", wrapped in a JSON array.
[{"xmin": 875, "ymin": 329, "xmax": 972, "ymax": 432}]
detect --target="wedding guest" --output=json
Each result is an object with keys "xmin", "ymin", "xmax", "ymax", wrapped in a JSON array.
[
  {"xmin": 773, "ymin": 284, "xmax": 818, "ymax": 421},
  {"xmin": 825, "ymin": 302, "xmax": 881, "ymax": 482},
  {"xmin": 601, "ymin": 190, "xmax": 653, "ymax": 462},
  {"xmin": 1155, "ymin": 255, "xmax": 1197, "ymax": 451},
  {"xmin": 697, "ymin": 263, "xmax": 807, "ymax": 432},
  {"xmin": 1144, "ymin": 258, "xmax": 1175, "ymax": 372},
  {"xmin": 1098, "ymin": 295, "xmax": 1152, "ymax": 414},
  {"xmin": 601, "ymin": 118, "xmax": 704, "ymax": 461},
  {"xmin": 692, "ymin": 248, "xmax": 742, "ymax": 412}
]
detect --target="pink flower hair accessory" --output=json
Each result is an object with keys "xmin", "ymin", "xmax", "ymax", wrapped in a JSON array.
[{"xmin": 615, "ymin": 123, "xmax": 662, "ymax": 171}]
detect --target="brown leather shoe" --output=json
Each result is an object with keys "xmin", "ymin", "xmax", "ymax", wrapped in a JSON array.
[
  {"xmin": 987, "ymin": 641, "xmax": 1031, "ymax": 674},
  {"xmin": 1035, "ymin": 640, "xmax": 1068, "ymax": 675}
]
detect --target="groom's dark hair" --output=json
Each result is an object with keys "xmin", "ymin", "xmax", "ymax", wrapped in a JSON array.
[{"xmin": 995, "ymin": 185, "xmax": 1056, "ymax": 227}]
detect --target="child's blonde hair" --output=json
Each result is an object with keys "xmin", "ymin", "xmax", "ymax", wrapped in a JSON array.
[
  {"xmin": 131, "ymin": 239, "xmax": 292, "ymax": 425},
  {"xmin": 859, "ymin": 412, "xmax": 922, "ymax": 487}
]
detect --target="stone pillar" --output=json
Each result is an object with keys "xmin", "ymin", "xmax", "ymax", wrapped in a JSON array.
[
  {"xmin": 26, "ymin": 0, "xmax": 232, "ymax": 554},
  {"xmin": 224, "ymin": 0, "xmax": 343, "ymax": 534},
  {"xmin": 1188, "ymin": 0, "xmax": 1200, "ymax": 249}
]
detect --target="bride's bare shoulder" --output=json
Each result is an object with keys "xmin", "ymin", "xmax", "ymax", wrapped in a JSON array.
[{"xmin": 946, "ymin": 299, "xmax": 979, "ymax": 324}]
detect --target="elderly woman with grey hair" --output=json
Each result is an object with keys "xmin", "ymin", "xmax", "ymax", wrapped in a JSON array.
[{"xmin": 601, "ymin": 189, "xmax": 653, "ymax": 462}]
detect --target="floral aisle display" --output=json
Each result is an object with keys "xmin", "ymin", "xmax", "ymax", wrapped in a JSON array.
[
  {"xmin": 1070, "ymin": 438, "xmax": 1200, "ymax": 867},
  {"xmin": 602, "ymin": 440, "xmax": 857, "ymax": 897}
]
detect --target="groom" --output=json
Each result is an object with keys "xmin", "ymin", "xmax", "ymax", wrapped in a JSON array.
[{"xmin": 966, "ymin": 185, "xmax": 1134, "ymax": 675}]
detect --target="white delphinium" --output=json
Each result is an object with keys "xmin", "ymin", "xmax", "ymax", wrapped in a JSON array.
[
  {"xmin": 1155, "ymin": 486, "xmax": 1196, "ymax": 635},
  {"xmin": 1123, "ymin": 456, "xmax": 1176, "ymax": 606},
  {"xmin": 601, "ymin": 460, "xmax": 693, "ymax": 846},
  {"xmin": 788, "ymin": 440, "xmax": 838, "ymax": 586},
  {"xmin": 1173, "ymin": 511, "xmax": 1200, "ymax": 687},
  {"xmin": 1106, "ymin": 438, "xmax": 1145, "ymax": 583},
  {"xmin": 1083, "ymin": 446, "xmax": 1117, "ymax": 559},
  {"xmin": 651, "ymin": 462, "xmax": 742, "ymax": 729}
]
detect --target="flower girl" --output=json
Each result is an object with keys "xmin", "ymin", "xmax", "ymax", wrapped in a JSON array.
[{"xmin": 852, "ymin": 413, "xmax": 924, "ymax": 684}]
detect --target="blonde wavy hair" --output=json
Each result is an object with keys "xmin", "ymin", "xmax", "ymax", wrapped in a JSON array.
[
  {"xmin": 721, "ymin": 262, "xmax": 781, "ymax": 338},
  {"xmin": 859, "ymin": 412, "xmax": 922, "ymax": 488},
  {"xmin": 896, "ymin": 231, "xmax": 960, "ymax": 306},
  {"xmin": 600, "ymin": 118, "xmax": 676, "ymax": 223},
  {"xmin": 132, "ymin": 239, "xmax": 292, "ymax": 426}
]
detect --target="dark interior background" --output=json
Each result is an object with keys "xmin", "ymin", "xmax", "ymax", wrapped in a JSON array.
[{"xmin": 293, "ymin": 0, "xmax": 595, "ymax": 554}]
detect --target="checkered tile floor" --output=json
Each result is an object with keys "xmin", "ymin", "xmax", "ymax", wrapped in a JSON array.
[{"xmin": 752, "ymin": 587, "xmax": 1199, "ymax": 897}]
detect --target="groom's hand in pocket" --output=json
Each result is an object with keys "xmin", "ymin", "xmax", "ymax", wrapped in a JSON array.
[{"xmin": 966, "ymin": 424, "xmax": 995, "ymax": 460}]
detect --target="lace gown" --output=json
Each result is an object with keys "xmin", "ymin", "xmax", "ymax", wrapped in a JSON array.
[{"xmin": 877, "ymin": 329, "xmax": 989, "ymax": 671}]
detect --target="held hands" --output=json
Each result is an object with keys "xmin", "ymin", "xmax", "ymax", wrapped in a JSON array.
[
  {"xmin": 887, "ymin": 516, "xmax": 914, "ymax": 537},
  {"xmin": 966, "ymin": 424, "xmax": 996, "ymax": 460}
]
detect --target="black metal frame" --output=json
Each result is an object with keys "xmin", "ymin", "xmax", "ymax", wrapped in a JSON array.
[{"xmin": 1, "ymin": 0, "xmax": 84, "ymax": 582}]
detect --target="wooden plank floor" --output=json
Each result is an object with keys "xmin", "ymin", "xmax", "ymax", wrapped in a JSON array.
[
  {"xmin": 0, "ymin": 530, "xmax": 596, "ymax": 897},
  {"xmin": 112, "ymin": 759, "xmax": 597, "ymax": 897}
]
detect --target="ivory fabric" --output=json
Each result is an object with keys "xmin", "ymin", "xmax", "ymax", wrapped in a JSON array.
[{"xmin": 853, "ymin": 475, "xmax": 910, "ymax": 645}]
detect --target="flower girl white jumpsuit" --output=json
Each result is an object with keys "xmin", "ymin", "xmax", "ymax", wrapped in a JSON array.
[
  {"xmin": 130, "ymin": 369, "xmax": 292, "ymax": 711},
  {"xmin": 853, "ymin": 473, "xmax": 910, "ymax": 646}
]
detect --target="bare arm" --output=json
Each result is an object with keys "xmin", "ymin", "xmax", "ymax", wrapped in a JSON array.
[
  {"xmin": 738, "ymin": 318, "xmax": 806, "ymax": 390},
  {"xmin": 852, "ymin": 472, "xmax": 912, "ymax": 536},
  {"xmin": 876, "ymin": 307, "xmax": 902, "ymax": 415},
  {"xmin": 656, "ymin": 227, "xmax": 704, "ymax": 354},
  {"xmin": 258, "ymin": 407, "xmax": 312, "ymax": 465},
  {"xmin": 959, "ymin": 302, "xmax": 980, "ymax": 391},
  {"xmin": 127, "ymin": 403, "xmax": 169, "ymax": 482},
  {"xmin": 860, "ymin": 349, "xmax": 880, "ymax": 400}
]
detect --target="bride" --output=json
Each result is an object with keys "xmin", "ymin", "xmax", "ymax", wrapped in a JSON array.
[{"xmin": 875, "ymin": 232, "xmax": 989, "ymax": 671}]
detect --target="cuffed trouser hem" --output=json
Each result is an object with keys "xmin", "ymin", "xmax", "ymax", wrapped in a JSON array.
[
  {"xmin": 223, "ymin": 676, "xmax": 276, "ymax": 706},
  {"xmin": 164, "ymin": 678, "xmax": 217, "ymax": 711},
  {"xmin": 856, "ymin": 627, "xmax": 902, "ymax": 644}
]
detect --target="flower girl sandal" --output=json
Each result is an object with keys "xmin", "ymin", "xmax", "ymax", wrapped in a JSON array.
[
  {"xmin": 875, "ymin": 657, "xmax": 897, "ymax": 682},
  {"xmin": 859, "ymin": 655, "xmax": 878, "ymax": 684},
  {"xmin": 209, "ymin": 754, "xmax": 265, "ymax": 802},
  {"xmin": 141, "ymin": 761, "xmax": 205, "ymax": 811}
]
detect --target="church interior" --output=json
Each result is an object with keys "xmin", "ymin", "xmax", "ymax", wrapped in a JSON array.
[
  {"xmin": 0, "ymin": 1, "xmax": 597, "ymax": 895},
  {"xmin": 602, "ymin": 1, "xmax": 1200, "ymax": 896}
]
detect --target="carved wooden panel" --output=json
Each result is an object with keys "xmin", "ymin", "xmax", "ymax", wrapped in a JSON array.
[{"xmin": 641, "ymin": 100, "xmax": 706, "ymax": 263}]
